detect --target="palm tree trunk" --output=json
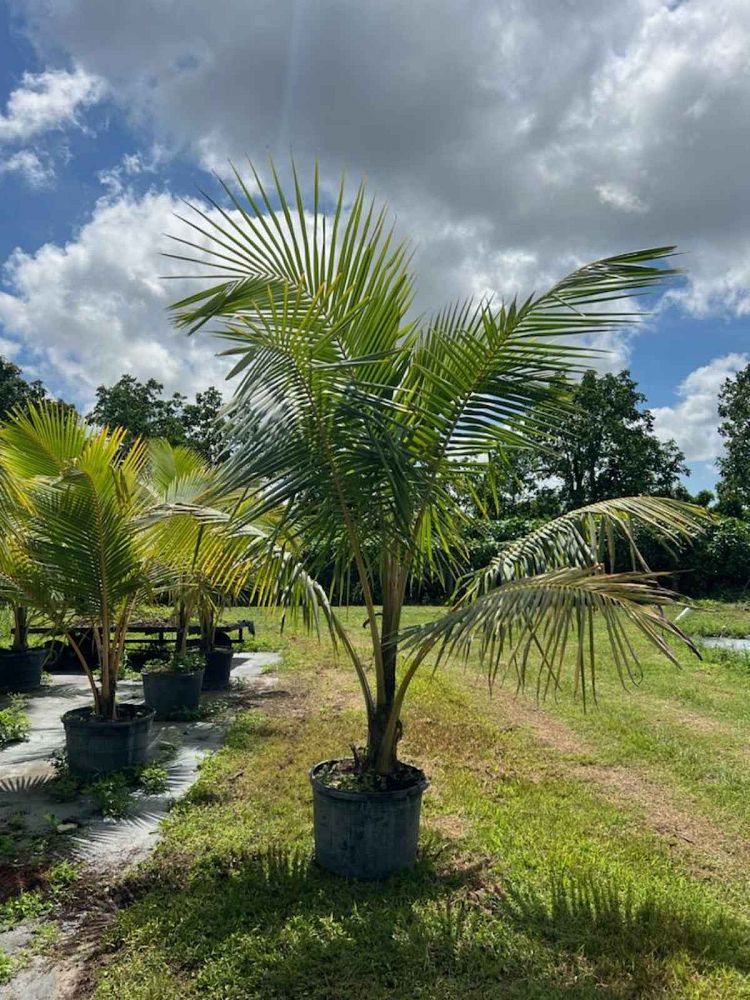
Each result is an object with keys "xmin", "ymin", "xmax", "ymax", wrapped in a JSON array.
[
  {"xmin": 367, "ymin": 571, "xmax": 402, "ymax": 775},
  {"xmin": 11, "ymin": 606, "xmax": 28, "ymax": 652},
  {"xmin": 176, "ymin": 600, "xmax": 189, "ymax": 656},
  {"xmin": 99, "ymin": 624, "xmax": 118, "ymax": 720}
]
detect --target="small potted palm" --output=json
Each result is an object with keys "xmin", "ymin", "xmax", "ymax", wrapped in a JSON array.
[
  {"xmin": 0, "ymin": 473, "xmax": 47, "ymax": 691},
  {"xmin": 0, "ymin": 605, "xmax": 46, "ymax": 692},
  {"xmin": 142, "ymin": 441, "xmax": 242, "ymax": 691},
  {"xmin": 142, "ymin": 649, "xmax": 204, "ymax": 719},
  {"xmin": 0, "ymin": 405, "xmax": 156, "ymax": 775},
  {"xmin": 198, "ymin": 600, "xmax": 234, "ymax": 690},
  {"xmin": 172, "ymin": 163, "xmax": 711, "ymax": 879}
]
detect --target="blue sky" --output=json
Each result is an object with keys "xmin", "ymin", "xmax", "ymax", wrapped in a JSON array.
[{"xmin": 0, "ymin": 0, "xmax": 748, "ymax": 494}]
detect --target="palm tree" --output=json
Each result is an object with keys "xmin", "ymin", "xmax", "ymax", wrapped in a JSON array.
[
  {"xmin": 0, "ymin": 407, "xmax": 259, "ymax": 717},
  {"xmin": 169, "ymin": 163, "xmax": 709, "ymax": 777},
  {"xmin": 0, "ymin": 405, "xmax": 155, "ymax": 717},
  {"xmin": 141, "ymin": 438, "xmax": 265, "ymax": 657}
]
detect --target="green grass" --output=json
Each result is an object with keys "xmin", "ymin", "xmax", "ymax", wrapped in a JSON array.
[
  {"xmin": 681, "ymin": 599, "xmax": 750, "ymax": 638},
  {"xmin": 87, "ymin": 605, "xmax": 750, "ymax": 999},
  {"xmin": 0, "ymin": 694, "xmax": 29, "ymax": 748}
]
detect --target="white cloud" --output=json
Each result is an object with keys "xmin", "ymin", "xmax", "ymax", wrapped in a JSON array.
[
  {"xmin": 0, "ymin": 65, "xmax": 105, "ymax": 144},
  {"xmin": 596, "ymin": 183, "xmax": 648, "ymax": 214},
  {"xmin": 652, "ymin": 353, "xmax": 749, "ymax": 462},
  {"xmin": 96, "ymin": 147, "xmax": 164, "ymax": 195},
  {"xmin": 0, "ymin": 0, "xmax": 741, "ymax": 398},
  {"xmin": 0, "ymin": 190, "xmax": 229, "ymax": 409},
  {"xmin": 9, "ymin": 0, "xmax": 749, "ymax": 334},
  {"xmin": 0, "ymin": 148, "xmax": 54, "ymax": 187}
]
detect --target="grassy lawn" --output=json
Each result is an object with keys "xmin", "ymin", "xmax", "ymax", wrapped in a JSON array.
[{"xmin": 71, "ymin": 602, "xmax": 750, "ymax": 999}]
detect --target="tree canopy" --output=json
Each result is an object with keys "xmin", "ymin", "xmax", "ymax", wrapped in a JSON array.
[
  {"xmin": 87, "ymin": 374, "xmax": 226, "ymax": 462},
  {"xmin": 471, "ymin": 370, "xmax": 688, "ymax": 519},
  {"xmin": 0, "ymin": 356, "xmax": 50, "ymax": 420},
  {"xmin": 540, "ymin": 370, "xmax": 687, "ymax": 510},
  {"xmin": 717, "ymin": 364, "xmax": 750, "ymax": 517}
]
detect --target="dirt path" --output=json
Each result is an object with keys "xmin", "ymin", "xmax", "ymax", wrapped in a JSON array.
[{"xmin": 483, "ymin": 685, "xmax": 750, "ymax": 880}]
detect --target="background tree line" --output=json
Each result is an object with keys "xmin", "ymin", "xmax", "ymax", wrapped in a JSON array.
[
  {"xmin": 2, "ymin": 354, "xmax": 750, "ymax": 598},
  {"xmin": 0, "ymin": 360, "xmax": 226, "ymax": 465}
]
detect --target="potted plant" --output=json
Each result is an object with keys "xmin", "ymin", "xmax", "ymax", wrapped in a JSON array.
[
  {"xmin": 142, "ymin": 650, "xmax": 204, "ymax": 719},
  {"xmin": 171, "ymin": 163, "xmax": 711, "ymax": 879},
  {"xmin": 198, "ymin": 601, "xmax": 234, "ymax": 690},
  {"xmin": 0, "ymin": 409, "xmax": 250, "ymax": 774},
  {"xmin": 0, "ymin": 473, "xmax": 48, "ymax": 691},
  {"xmin": 0, "ymin": 605, "xmax": 46, "ymax": 692},
  {"xmin": 143, "ymin": 444, "xmax": 250, "ymax": 692},
  {"xmin": 0, "ymin": 407, "xmax": 158, "ymax": 775}
]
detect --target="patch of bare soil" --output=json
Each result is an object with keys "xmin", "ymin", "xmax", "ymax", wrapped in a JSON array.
[{"xmin": 425, "ymin": 812, "xmax": 471, "ymax": 841}]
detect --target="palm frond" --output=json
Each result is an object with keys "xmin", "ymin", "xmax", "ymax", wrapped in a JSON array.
[
  {"xmin": 403, "ymin": 568, "xmax": 698, "ymax": 706},
  {"xmin": 464, "ymin": 497, "xmax": 713, "ymax": 599}
]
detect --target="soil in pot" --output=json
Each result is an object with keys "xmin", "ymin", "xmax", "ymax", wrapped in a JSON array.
[
  {"xmin": 62, "ymin": 703, "xmax": 154, "ymax": 777},
  {"xmin": 0, "ymin": 647, "xmax": 46, "ymax": 692},
  {"xmin": 142, "ymin": 667, "xmax": 204, "ymax": 719},
  {"xmin": 202, "ymin": 647, "xmax": 234, "ymax": 691},
  {"xmin": 310, "ymin": 758, "xmax": 429, "ymax": 880}
]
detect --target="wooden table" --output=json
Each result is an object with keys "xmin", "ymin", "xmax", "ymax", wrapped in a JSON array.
[{"xmin": 17, "ymin": 619, "xmax": 256, "ymax": 647}]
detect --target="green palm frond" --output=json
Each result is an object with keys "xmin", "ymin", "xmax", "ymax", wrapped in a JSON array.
[
  {"xmin": 0, "ymin": 401, "xmax": 89, "ymax": 481},
  {"xmin": 403, "ymin": 568, "xmax": 697, "ymax": 706},
  {"xmin": 464, "ymin": 496, "xmax": 714, "ymax": 598}
]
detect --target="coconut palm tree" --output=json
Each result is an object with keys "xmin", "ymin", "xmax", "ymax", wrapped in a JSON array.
[
  {"xmin": 0, "ymin": 404, "xmax": 155, "ymax": 717},
  {"xmin": 169, "ymin": 163, "xmax": 709, "ymax": 777}
]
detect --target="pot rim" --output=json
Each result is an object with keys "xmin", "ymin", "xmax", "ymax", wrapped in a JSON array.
[
  {"xmin": 142, "ymin": 666, "xmax": 205, "ymax": 678},
  {"xmin": 0, "ymin": 645, "xmax": 48, "ymax": 659},
  {"xmin": 62, "ymin": 703, "xmax": 155, "ymax": 727},
  {"xmin": 309, "ymin": 758, "xmax": 429, "ymax": 802}
]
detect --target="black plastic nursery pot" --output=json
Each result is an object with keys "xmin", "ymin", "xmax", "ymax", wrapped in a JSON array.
[
  {"xmin": 310, "ymin": 759, "xmax": 429, "ymax": 880},
  {"xmin": 62, "ymin": 703, "xmax": 155, "ymax": 777},
  {"xmin": 0, "ymin": 647, "xmax": 46, "ymax": 692},
  {"xmin": 142, "ymin": 668, "xmax": 204, "ymax": 719},
  {"xmin": 202, "ymin": 646, "xmax": 234, "ymax": 691}
]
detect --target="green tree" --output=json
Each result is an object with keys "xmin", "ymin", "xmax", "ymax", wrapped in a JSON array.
[
  {"xmin": 717, "ymin": 365, "xmax": 750, "ymax": 516},
  {"xmin": 0, "ymin": 356, "xmax": 47, "ymax": 419},
  {"xmin": 88, "ymin": 375, "xmax": 226, "ymax": 460},
  {"xmin": 170, "ymin": 163, "xmax": 708, "ymax": 778},
  {"xmin": 181, "ymin": 386, "xmax": 226, "ymax": 464},
  {"xmin": 88, "ymin": 375, "xmax": 186, "ymax": 447},
  {"xmin": 539, "ymin": 370, "xmax": 687, "ymax": 510}
]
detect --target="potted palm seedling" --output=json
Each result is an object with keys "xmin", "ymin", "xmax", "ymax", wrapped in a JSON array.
[
  {"xmin": 142, "ymin": 441, "xmax": 251, "ymax": 691},
  {"xmin": 0, "ymin": 604, "xmax": 46, "ymax": 693},
  {"xmin": 198, "ymin": 598, "xmax": 234, "ymax": 691},
  {"xmin": 170, "ymin": 163, "xmax": 711, "ymax": 878},
  {"xmin": 0, "ymin": 470, "xmax": 47, "ymax": 691},
  {"xmin": 0, "ymin": 406, "xmax": 159, "ymax": 775},
  {"xmin": 142, "ymin": 649, "xmax": 204, "ymax": 719}
]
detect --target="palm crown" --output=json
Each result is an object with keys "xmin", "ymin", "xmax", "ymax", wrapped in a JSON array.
[{"xmin": 168, "ymin": 162, "xmax": 710, "ymax": 774}]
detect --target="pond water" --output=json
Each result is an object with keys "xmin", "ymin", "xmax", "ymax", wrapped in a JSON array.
[{"xmin": 700, "ymin": 636, "xmax": 750, "ymax": 652}]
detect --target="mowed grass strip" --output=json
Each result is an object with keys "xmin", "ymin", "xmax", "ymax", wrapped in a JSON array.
[{"xmin": 93, "ymin": 608, "xmax": 750, "ymax": 999}]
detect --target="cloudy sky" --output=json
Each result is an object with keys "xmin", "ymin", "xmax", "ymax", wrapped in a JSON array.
[{"xmin": 0, "ymin": 0, "xmax": 748, "ymax": 490}]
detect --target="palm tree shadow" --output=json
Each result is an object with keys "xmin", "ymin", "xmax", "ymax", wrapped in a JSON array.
[
  {"xmin": 500, "ymin": 868, "xmax": 750, "ymax": 981},
  {"xmin": 108, "ymin": 850, "xmax": 750, "ymax": 997}
]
